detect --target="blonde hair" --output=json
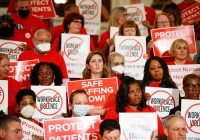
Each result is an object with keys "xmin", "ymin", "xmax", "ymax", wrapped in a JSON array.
[
  {"xmin": 118, "ymin": 20, "xmax": 141, "ymax": 36},
  {"xmin": 169, "ymin": 38, "xmax": 190, "ymax": 57},
  {"xmin": 108, "ymin": 52, "xmax": 124, "ymax": 66},
  {"xmin": 153, "ymin": 13, "xmax": 174, "ymax": 29},
  {"xmin": 82, "ymin": 51, "xmax": 110, "ymax": 79},
  {"xmin": 108, "ymin": 7, "xmax": 127, "ymax": 27}
]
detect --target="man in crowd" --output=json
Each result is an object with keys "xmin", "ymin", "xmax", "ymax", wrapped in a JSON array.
[
  {"xmin": 164, "ymin": 114, "xmax": 187, "ymax": 140},
  {"xmin": 169, "ymin": 74, "xmax": 200, "ymax": 115},
  {"xmin": 10, "ymin": 0, "xmax": 45, "ymax": 49},
  {"xmin": 18, "ymin": 29, "xmax": 68, "ymax": 79},
  {"xmin": 0, "ymin": 114, "xmax": 24, "ymax": 140},
  {"xmin": 99, "ymin": 119, "xmax": 121, "ymax": 140}
]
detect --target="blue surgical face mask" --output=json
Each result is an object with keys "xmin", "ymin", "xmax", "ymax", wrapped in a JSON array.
[{"xmin": 73, "ymin": 105, "xmax": 90, "ymax": 117}]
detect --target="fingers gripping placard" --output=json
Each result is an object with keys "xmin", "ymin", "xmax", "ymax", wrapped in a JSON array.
[{"xmin": 32, "ymin": 86, "xmax": 66, "ymax": 123}]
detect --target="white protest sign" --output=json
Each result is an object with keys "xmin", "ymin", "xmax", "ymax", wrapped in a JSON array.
[
  {"xmin": 123, "ymin": 4, "xmax": 148, "ymax": 36},
  {"xmin": 61, "ymin": 33, "xmax": 90, "ymax": 78},
  {"xmin": 20, "ymin": 117, "xmax": 44, "ymax": 140},
  {"xmin": 146, "ymin": 87, "xmax": 179, "ymax": 119},
  {"xmin": 31, "ymin": 86, "xmax": 67, "ymax": 123},
  {"xmin": 109, "ymin": 26, "xmax": 119, "ymax": 54},
  {"xmin": 0, "ymin": 40, "xmax": 25, "ymax": 62},
  {"xmin": 168, "ymin": 65, "xmax": 200, "ymax": 97},
  {"xmin": 181, "ymin": 99, "xmax": 200, "ymax": 139},
  {"xmin": 119, "ymin": 113, "xmax": 158, "ymax": 140},
  {"xmin": 115, "ymin": 36, "xmax": 146, "ymax": 80},
  {"xmin": 0, "ymin": 80, "xmax": 8, "ymax": 113},
  {"xmin": 76, "ymin": 0, "xmax": 101, "ymax": 35}
]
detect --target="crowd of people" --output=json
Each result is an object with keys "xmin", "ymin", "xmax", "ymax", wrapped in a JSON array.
[{"xmin": 0, "ymin": 0, "xmax": 200, "ymax": 139}]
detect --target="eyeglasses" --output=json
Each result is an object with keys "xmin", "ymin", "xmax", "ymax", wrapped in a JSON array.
[
  {"xmin": 35, "ymin": 38, "xmax": 50, "ymax": 43},
  {"xmin": 185, "ymin": 84, "xmax": 200, "ymax": 91},
  {"xmin": 157, "ymin": 21, "xmax": 170, "ymax": 25},
  {"xmin": 72, "ymin": 20, "xmax": 82, "ymax": 25}
]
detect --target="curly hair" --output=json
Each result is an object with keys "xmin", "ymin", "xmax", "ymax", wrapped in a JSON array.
[
  {"xmin": 116, "ymin": 77, "xmax": 147, "ymax": 113},
  {"xmin": 142, "ymin": 56, "xmax": 177, "ymax": 87},
  {"xmin": 30, "ymin": 62, "xmax": 63, "ymax": 85},
  {"xmin": 119, "ymin": 20, "xmax": 141, "ymax": 36},
  {"xmin": 63, "ymin": 12, "xmax": 84, "ymax": 33},
  {"xmin": 16, "ymin": 89, "xmax": 36, "ymax": 105},
  {"xmin": 82, "ymin": 51, "xmax": 110, "ymax": 79}
]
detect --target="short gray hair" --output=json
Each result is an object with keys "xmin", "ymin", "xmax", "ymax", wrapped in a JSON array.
[
  {"xmin": 108, "ymin": 52, "xmax": 124, "ymax": 66},
  {"xmin": 33, "ymin": 29, "xmax": 52, "ymax": 40},
  {"xmin": 164, "ymin": 114, "xmax": 184, "ymax": 128},
  {"xmin": 0, "ymin": 115, "xmax": 21, "ymax": 130}
]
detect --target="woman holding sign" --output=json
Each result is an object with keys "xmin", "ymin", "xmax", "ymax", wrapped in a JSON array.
[
  {"xmin": 142, "ymin": 56, "xmax": 177, "ymax": 100},
  {"xmin": 104, "ymin": 77, "xmax": 166, "ymax": 139},
  {"xmin": 167, "ymin": 39, "xmax": 196, "ymax": 65},
  {"xmin": 16, "ymin": 88, "xmax": 42, "ymax": 127},
  {"xmin": 51, "ymin": 12, "xmax": 95, "ymax": 53},
  {"xmin": 99, "ymin": 7, "xmax": 127, "ymax": 62},
  {"xmin": 0, "ymin": 53, "xmax": 20, "ymax": 115}
]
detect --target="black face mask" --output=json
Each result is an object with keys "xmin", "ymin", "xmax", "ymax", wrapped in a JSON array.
[
  {"xmin": 18, "ymin": 9, "xmax": 30, "ymax": 18},
  {"xmin": 0, "ymin": 26, "xmax": 14, "ymax": 38}
]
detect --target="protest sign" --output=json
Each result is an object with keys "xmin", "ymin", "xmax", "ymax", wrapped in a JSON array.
[
  {"xmin": 168, "ymin": 64, "xmax": 200, "ymax": 97},
  {"xmin": 181, "ymin": 99, "xmax": 200, "ymax": 139},
  {"xmin": 151, "ymin": 25, "xmax": 196, "ymax": 57},
  {"xmin": 0, "ymin": 80, "xmax": 8, "ymax": 113},
  {"xmin": 181, "ymin": 3, "xmax": 200, "ymax": 25},
  {"xmin": 146, "ymin": 87, "xmax": 179, "ymax": 119},
  {"xmin": 0, "ymin": 40, "xmax": 25, "ymax": 62},
  {"xmin": 20, "ymin": 117, "xmax": 44, "ymax": 140},
  {"xmin": 32, "ymin": 86, "xmax": 67, "ymax": 123},
  {"xmin": 43, "ymin": 115, "xmax": 101, "ymax": 140},
  {"xmin": 123, "ymin": 3, "xmax": 148, "ymax": 36},
  {"xmin": 61, "ymin": 33, "xmax": 90, "ymax": 78},
  {"xmin": 110, "ymin": 26, "xmax": 119, "ymax": 53},
  {"xmin": 119, "ymin": 113, "xmax": 158, "ymax": 140},
  {"xmin": 30, "ymin": 0, "xmax": 56, "ymax": 19},
  {"xmin": 67, "ymin": 77, "xmax": 118, "ymax": 109},
  {"xmin": 8, "ymin": 59, "xmax": 39, "ymax": 88},
  {"xmin": 115, "ymin": 36, "xmax": 146, "ymax": 80},
  {"xmin": 76, "ymin": 0, "xmax": 101, "ymax": 35}
]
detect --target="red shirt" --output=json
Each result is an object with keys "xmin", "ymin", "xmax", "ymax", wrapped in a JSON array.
[
  {"xmin": 18, "ymin": 50, "xmax": 68, "ymax": 78},
  {"xmin": 50, "ymin": 25, "xmax": 88, "ymax": 44},
  {"xmin": 4, "ymin": 77, "xmax": 20, "ymax": 115},
  {"xmin": 10, "ymin": 13, "xmax": 45, "ymax": 49},
  {"xmin": 104, "ymin": 105, "xmax": 164, "ymax": 135},
  {"xmin": 167, "ymin": 60, "xmax": 196, "ymax": 65}
]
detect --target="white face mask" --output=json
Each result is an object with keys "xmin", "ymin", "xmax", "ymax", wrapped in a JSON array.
[
  {"xmin": 36, "ymin": 43, "xmax": 51, "ymax": 52},
  {"xmin": 73, "ymin": 105, "xmax": 90, "ymax": 117},
  {"xmin": 20, "ymin": 105, "xmax": 35, "ymax": 118},
  {"xmin": 112, "ymin": 65, "xmax": 125, "ymax": 75}
]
